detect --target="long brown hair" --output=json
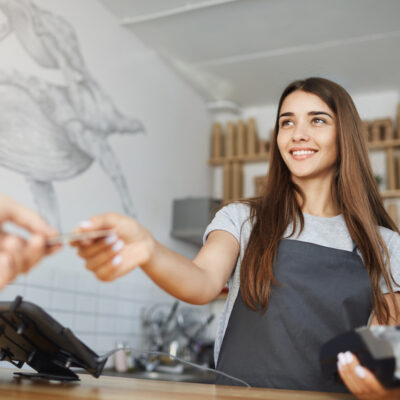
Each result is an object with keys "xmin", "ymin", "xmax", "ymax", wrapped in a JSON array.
[{"xmin": 240, "ymin": 77, "xmax": 399, "ymax": 323}]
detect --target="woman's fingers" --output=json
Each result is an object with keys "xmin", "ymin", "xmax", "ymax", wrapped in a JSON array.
[
  {"xmin": 72, "ymin": 213, "xmax": 156, "ymax": 282},
  {"xmin": 81, "ymin": 240, "xmax": 151, "ymax": 282},
  {"xmin": 338, "ymin": 352, "xmax": 389, "ymax": 400},
  {"xmin": 72, "ymin": 214, "xmax": 122, "ymax": 236},
  {"xmin": 72, "ymin": 213, "xmax": 145, "ymax": 245},
  {"xmin": 76, "ymin": 233, "xmax": 118, "ymax": 258},
  {"xmin": 85, "ymin": 240, "xmax": 124, "ymax": 272},
  {"xmin": 95, "ymin": 256, "xmax": 135, "ymax": 282},
  {"xmin": 94, "ymin": 248, "xmax": 138, "ymax": 282},
  {"xmin": 338, "ymin": 352, "xmax": 366, "ymax": 395}
]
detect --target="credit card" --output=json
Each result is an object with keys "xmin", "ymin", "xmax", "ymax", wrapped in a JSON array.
[{"xmin": 47, "ymin": 230, "xmax": 112, "ymax": 246}]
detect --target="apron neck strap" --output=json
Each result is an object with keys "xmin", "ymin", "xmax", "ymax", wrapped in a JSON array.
[{"xmin": 352, "ymin": 240, "xmax": 358, "ymax": 254}]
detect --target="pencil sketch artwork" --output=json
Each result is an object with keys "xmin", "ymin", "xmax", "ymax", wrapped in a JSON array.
[{"xmin": 0, "ymin": 0, "xmax": 144, "ymax": 228}]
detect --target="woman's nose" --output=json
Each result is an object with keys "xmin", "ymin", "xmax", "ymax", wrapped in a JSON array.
[{"xmin": 291, "ymin": 122, "xmax": 310, "ymax": 142}]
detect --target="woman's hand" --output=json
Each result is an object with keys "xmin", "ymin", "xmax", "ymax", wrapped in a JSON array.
[
  {"xmin": 337, "ymin": 351, "xmax": 400, "ymax": 399},
  {"xmin": 0, "ymin": 194, "xmax": 60, "ymax": 289},
  {"xmin": 71, "ymin": 212, "xmax": 156, "ymax": 282}
]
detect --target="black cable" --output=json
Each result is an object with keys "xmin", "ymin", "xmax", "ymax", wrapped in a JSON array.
[{"xmin": 98, "ymin": 346, "xmax": 251, "ymax": 388}]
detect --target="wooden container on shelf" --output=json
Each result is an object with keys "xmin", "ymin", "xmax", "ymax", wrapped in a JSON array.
[
  {"xmin": 225, "ymin": 122, "xmax": 236, "ymax": 158},
  {"xmin": 223, "ymin": 162, "xmax": 232, "ymax": 202},
  {"xmin": 395, "ymin": 153, "xmax": 400, "ymax": 189},
  {"xmin": 247, "ymin": 118, "xmax": 258, "ymax": 156},
  {"xmin": 383, "ymin": 118, "xmax": 395, "ymax": 139},
  {"xmin": 379, "ymin": 120, "xmax": 397, "ymax": 190},
  {"xmin": 211, "ymin": 122, "xmax": 223, "ymax": 159},
  {"xmin": 370, "ymin": 120, "xmax": 382, "ymax": 142},
  {"xmin": 369, "ymin": 118, "xmax": 394, "ymax": 142},
  {"xmin": 387, "ymin": 202, "xmax": 399, "ymax": 227},
  {"xmin": 397, "ymin": 104, "xmax": 400, "ymax": 136},
  {"xmin": 362, "ymin": 121, "xmax": 371, "ymax": 142},
  {"xmin": 258, "ymin": 139, "xmax": 268, "ymax": 155},
  {"xmin": 232, "ymin": 162, "xmax": 243, "ymax": 200},
  {"xmin": 209, "ymin": 106, "xmax": 400, "ymax": 220},
  {"xmin": 236, "ymin": 120, "xmax": 247, "ymax": 157},
  {"xmin": 254, "ymin": 175, "xmax": 266, "ymax": 196}
]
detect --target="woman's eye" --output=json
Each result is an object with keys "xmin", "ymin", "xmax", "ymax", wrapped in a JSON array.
[
  {"xmin": 312, "ymin": 118, "xmax": 325, "ymax": 125},
  {"xmin": 281, "ymin": 120, "xmax": 293, "ymax": 127}
]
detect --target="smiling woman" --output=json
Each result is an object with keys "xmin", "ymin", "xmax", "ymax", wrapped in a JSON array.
[
  {"xmin": 277, "ymin": 90, "xmax": 338, "ymax": 194},
  {"xmin": 69, "ymin": 77, "xmax": 400, "ymax": 398}
]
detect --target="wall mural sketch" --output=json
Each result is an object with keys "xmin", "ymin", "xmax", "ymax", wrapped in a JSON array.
[{"xmin": 0, "ymin": 0, "xmax": 145, "ymax": 228}]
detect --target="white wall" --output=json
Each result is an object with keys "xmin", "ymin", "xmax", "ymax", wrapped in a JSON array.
[
  {"xmin": 0, "ymin": 0, "xmax": 213, "ymax": 361},
  {"xmin": 211, "ymin": 88, "xmax": 400, "ymax": 199}
]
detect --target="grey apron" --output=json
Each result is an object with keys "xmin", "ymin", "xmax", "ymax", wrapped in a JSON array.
[{"xmin": 216, "ymin": 239, "xmax": 372, "ymax": 392}]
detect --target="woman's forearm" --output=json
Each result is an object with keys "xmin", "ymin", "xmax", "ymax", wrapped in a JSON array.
[{"xmin": 141, "ymin": 239, "xmax": 222, "ymax": 304}]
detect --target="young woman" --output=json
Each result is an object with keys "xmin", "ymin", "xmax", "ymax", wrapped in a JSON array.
[{"xmin": 72, "ymin": 77, "xmax": 400, "ymax": 397}]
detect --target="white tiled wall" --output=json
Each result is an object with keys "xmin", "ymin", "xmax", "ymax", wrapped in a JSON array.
[
  {"xmin": 0, "ymin": 0, "xmax": 213, "ymax": 370},
  {"xmin": 0, "ymin": 254, "xmax": 211, "ymax": 368}
]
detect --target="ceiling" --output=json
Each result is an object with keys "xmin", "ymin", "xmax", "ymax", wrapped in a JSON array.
[{"xmin": 99, "ymin": 0, "xmax": 400, "ymax": 108}]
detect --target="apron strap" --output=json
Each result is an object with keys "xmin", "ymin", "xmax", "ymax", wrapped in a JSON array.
[{"xmin": 352, "ymin": 240, "xmax": 358, "ymax": 254}]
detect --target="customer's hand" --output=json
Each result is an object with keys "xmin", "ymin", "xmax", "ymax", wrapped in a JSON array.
[
  {"xmin": 0, "ymin": 194, "xmax": 60, "ymax": 289},
  {"xmin": 337, "ymin": 351, "xmax": 400, "ymax": 399},
  {"xmin": 71, "ymin": 212, "xmax": 155, "ymax": 282}
]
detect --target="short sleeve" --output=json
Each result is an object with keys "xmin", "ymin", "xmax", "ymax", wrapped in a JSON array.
[
  {"xmin": 380, "ymin": 229, "xmax": 400, "ymax": 293},
  {"xmin": 203, "ymin": 203, "xmax": 250, "ymax": 245}
]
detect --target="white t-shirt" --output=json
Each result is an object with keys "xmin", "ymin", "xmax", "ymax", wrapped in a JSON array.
[{"xmin": 203, "ymin": 203, "xmax": 400, "ymax": 363}]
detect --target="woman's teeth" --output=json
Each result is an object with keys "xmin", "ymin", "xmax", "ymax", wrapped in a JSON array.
[{"xmin": 292, "ymin": 150, "xmax": 316, "ymax": 156}]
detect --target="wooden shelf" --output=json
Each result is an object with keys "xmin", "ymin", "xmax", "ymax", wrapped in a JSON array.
[
  {"xmin": 209, "ymin": 153, "xmax": 269, "ymax": 166},
  {"xmin": 208, "ymin": 139, "xmax": 400, "ymax": 166},
  {"xmin": 209, "ymin": 139, "xmax": 400, "ymax": 165},
  {"xmin": 209, "ymin": 112, "xmax": 400, "ymax": 213},
  {"xmin": 368, "ymin": 139, "xmax": 400, "ymax": 150},
  {"xmin": 381, "ymin": 190, "xmax": 400, "ymax": 199}
]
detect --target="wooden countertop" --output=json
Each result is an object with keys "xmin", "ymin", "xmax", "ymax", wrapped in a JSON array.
[{"xmin": 0, "ymin": 368, "xmax": 355, "ymax": 400}]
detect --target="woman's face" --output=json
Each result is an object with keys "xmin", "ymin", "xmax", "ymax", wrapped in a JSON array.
[{"xmin": 277, "ymin": 90, "xmax": 338, "ymax": 183}]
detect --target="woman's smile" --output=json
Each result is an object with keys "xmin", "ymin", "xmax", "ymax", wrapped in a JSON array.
[
  {"xmin": 277, "ymin": 90, "xmax": 337, "ymax": 182},
  {"xmin": 289, "ymin": 147, "xmax": 319, "ymax": 161}
]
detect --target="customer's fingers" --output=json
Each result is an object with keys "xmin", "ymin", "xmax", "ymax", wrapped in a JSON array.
[
  {"xmin": 22, "ymin": 234, "xmax": 48, "ymax": 273},
  {"xmin": 0, "ymin": 231, "xmax": 53, "ymax": 283},
  {"xmin": 0, "ymin": 196, "xmax": 57, "ymax": 236},
  {"xmin": 0, "ymin": 234, "xmax": 25, "ymax": 280},
  {"xmin": 0, "ymin": 252, "xmax": 13, "ymax": 289},
  {"xmin": 45, "ymin": 242, "xmax": 63, "ymax": 255}
]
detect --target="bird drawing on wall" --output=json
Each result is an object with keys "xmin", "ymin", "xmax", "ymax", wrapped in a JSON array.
[{"xmin": 0, "ymin": 0, "xmax": 144, "ymax": 228}]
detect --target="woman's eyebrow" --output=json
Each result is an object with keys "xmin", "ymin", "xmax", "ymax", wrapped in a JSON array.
[
  {"xmin": 278, "ymin": 111, "xmax": 333, "ymax": 119},
  {"xmin": 308, "ymin": 111, "xmax": 333, "ymax": 119},
  {"xmin": 278, "ymin": 112, "xmax": 294, "ymax": 118}
]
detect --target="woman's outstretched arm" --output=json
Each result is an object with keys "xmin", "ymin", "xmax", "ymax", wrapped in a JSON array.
[{"xmin": 71, "ymin": 212, "xmax": 239, "ymax": 304}]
